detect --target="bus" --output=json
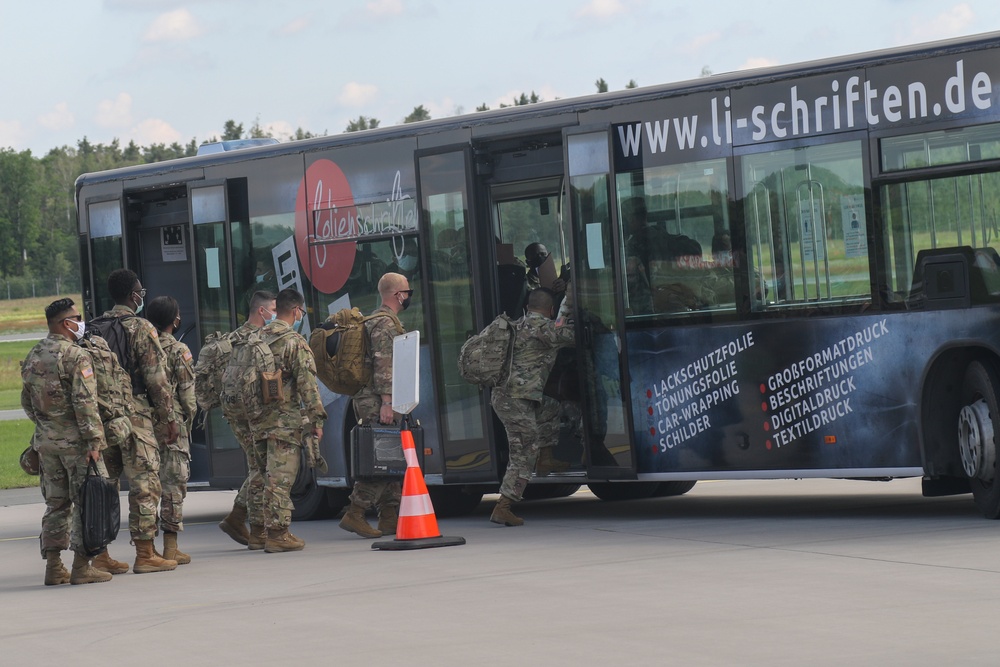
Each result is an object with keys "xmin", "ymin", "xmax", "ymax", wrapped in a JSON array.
[{"xmin": 76, "ymin": 31, "xmax": 1000, "ymax": 519}]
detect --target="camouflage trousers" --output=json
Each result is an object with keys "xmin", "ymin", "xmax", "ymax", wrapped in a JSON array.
[
  {"xmin": 123, "ymin": 403, "xmax": 163, "ymax": 540},
  {"xmin": 350, "ymin": 396, "xmax": 402, "ymax": 512},
  {"xmin": 37, "ymin": 445, "xmax": 108, "ymax": 557},
  {"xmin": 250, "ymin": 437, "xmax": 300, "ymax": 529},
  {"xmin": 491, "ymin": 392, "xmax": 560, "ymax": 501},
  {"xmin": 158, "ymin": 428, "xmax": 190, "ymax": 533},
  {"xmin": 227, "ymin": 416, "xmax": 265, "ymax": 526}
]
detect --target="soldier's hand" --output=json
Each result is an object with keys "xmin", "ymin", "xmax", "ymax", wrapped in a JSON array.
[
  {"xmin": 379, "ymin": 402, "xmax": 394, "ymax": 425},
  {"xmin": 85, "ymin": 449, "xmax": 101, "ymax": 464},
  {"xmin": 166, "ymin": 420, "xmax": 179, "ymax": 444},
  {"xmin": 312, "ymin": 426, "xmax": 323, "ymax": 441}
]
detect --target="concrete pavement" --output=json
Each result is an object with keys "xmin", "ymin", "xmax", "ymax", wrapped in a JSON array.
[{"xmin": 1, "ymin": 479, "xmax": 999, "ymax": 666}]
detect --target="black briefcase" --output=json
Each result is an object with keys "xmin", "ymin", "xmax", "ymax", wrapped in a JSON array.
[
  {"xmin": 350, "ymin": 422, "xmax": 424, "ymax": 479},
  {"xmin": 80, "ymin": 460, "xmax": 120, "ymax": 557}
]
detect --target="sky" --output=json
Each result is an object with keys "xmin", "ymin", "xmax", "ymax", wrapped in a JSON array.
[{"xmin": 3, "ymin": 0, "xmax": 1000, "ymax": 156}]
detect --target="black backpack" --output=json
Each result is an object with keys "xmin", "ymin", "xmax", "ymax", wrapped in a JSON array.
[{"xmin": 88, "ymin": 315, "xmax": 146, "ymax": 396}]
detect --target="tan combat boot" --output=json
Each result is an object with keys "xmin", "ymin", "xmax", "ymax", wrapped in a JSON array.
[
  {"xmin": 43, "ymin": 548, "xmax": 71, "ymax": 586},
  {"xmin": 490, "ymin": 496, "xmax": 524, "ymax": 526},
  {"xmin": 92, "ymin": 549, "xmax": 130, "ymax": 574},
  {"xmin": 163, "ymin": 531, "xmax": 191, "ymax": 565},
  {"xmin": 339, "ymin": 502, "xmax": 382, "ymax": 538},
  {"xmin": 264, "ymin": 527, "xmax": 305, "ymax": 553},
  {"xmin": 535, "ymin": 448, "xmax": 570, "ymax": 475},
  {"xmin": 133, "ymin": 537, "xmax": 178, "ymax": 574},
  {"xmin": 377, "ymin": 505, "xmax": 399, "ymax": 535},
  {"xmin": 247, "ymin": 524, "xmax": 267, "ymax": 550},
  {"xmin": 70, "ymin": 552, "xmax": 112, "ymax": 585},
  {"xmin": 218, "ymin": 503, "xmax": 250, "ymax": 545}
]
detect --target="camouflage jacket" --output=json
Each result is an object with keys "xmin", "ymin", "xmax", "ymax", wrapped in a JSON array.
[
  {"xmin": 102, "ymin": 305, "xmax": 176, "ymax": 424},
  {"xmin": 355, "ymin": 305, "xmax": 405, "ymax": 401},
  {"xmin": 255, "ymin": 319, "xmax": 327, "ymax": 443},
  {"xmin": 20, "ymin": 333, "xmax": 106, "ymax": 452},
  {"xmin": 158, "ymin": 332, "xmax": 196, "ymax": 430},
  {"xmin": 497, "ymin": 311, "xmax": 575, "ymax": 403}
]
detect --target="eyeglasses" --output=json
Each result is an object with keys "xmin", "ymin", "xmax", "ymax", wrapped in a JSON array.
[
  {"xmin": 134, "ymin": 288, "xmax": 147, "ymax": 298},
  {"xmin": 397, "ymin": 289, "xmax": 414, "ymax": 297},
  {"xmin": 62, "ymin": 315, "xmax": 82, "ymax": 323}
]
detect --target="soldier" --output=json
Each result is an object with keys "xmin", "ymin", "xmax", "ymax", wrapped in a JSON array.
[
  {"xmin": 21, "ymin": 298, "xmax": 111, "ymax": 585},
  {"xmin": 100, "ymin": 268, "xmax": 179, "ymax": 573},
  {"xmin": 251, "ymin": 288, "xmax": 326, "ymax": 552},
  {"xmin": 339, "ymin": 272, "xmax": 409, "ymax": 538},
  {"xmin": 217, "ymin": 290, "xmax": 277, "ymax": 548},
  {"xmin": 491, "ymin": 288, "xmax": 575, "ymax": 526},
  {"xmin": 147, "ymin": 296, "xmax": 196, "ymax": 564}
]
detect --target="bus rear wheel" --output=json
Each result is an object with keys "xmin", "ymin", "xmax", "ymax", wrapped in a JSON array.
[
  {"xmin": 586, "ymin": 481, "xmax": 660, "ymax": 501},
  {"xmin": 959, "ymin": 360, "xmax": 1000, "ymax": 519},
  {"xmin": 653, "ymin": 481, "xmax": 697, "ymax": 497}
]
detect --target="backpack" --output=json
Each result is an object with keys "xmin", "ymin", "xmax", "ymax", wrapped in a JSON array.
[
  {"xmin": 457, "ymin": 313, "xmax": 517, "ymax": 387},
  {"xmin": 310, "ymin": 308, "xmax": 402, "ymax": 396},
  {"xmin": 193, "ymin": 331, "xmax": 233, "ymax": 412},
  {"xmin": 88, "ymin": 315, "xmax": 146, "ymax": 397},
  {"xmin": 78, "ymin": 332, "xmax": 134, "ymax": 450},
  {"xmin": 221, "ymin": 328, "xmax": 295, "ymax": 423}
]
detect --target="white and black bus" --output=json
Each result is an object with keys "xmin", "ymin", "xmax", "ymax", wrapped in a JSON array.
[{"xmin": 77, "ymin": 31, "xmax": 1000, "ymax": 518}]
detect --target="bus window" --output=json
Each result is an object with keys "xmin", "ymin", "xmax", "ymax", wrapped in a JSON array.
[
  {"xmin": 880, "ymin": 123, "xmax": 1000, "ymax": 302},
  {"xmin": 742, "ymin": 140, "xmax": 869, "ymax": 311},
  {"xmin": 87, "ymin": 199, "xmax": 124, "ymax": 317},
  {"xmin": 616, "ymin": 157, "xmax": 733, "ymax": 317}
]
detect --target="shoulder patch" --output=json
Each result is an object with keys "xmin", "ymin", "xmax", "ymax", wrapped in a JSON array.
[
  {"xmin": 81, "ymin": 366, "xmax": 94, "ymax": 379},
  {"xmin": 150, "ymin": 329, "xmax": 158, "ymax": 338},
  {"xmin": 182, "ymin": 350, "xmax": 193, "ymax": 361}
]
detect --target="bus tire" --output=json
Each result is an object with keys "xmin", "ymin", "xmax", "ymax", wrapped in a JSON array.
[
  {"xmin": 522, "ymin": 484, "xmax": 582, "ymax": 501},
  {"xmin": 653, "ymin": 481, "xmax": 697, "ymax": 497},
  {"xmin": 959, "ymin": 359, "xmax": 1000, "ymax": 519},
  {"xmin": 427, "ymin": 486, "xmax": 484, "ymax": 517},
  {"xmin": 586, "ymin": 481, "xmax": 660, "ymax": 501}
]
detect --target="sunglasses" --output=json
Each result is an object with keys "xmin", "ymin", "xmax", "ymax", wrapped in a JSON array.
[
  {"xmin": 62, "ymin": 315, "xmax": 83, "ymax": 323},
  {"xmin": 397, "ymin": 289, "xmax": 414, "ymax": 297}
]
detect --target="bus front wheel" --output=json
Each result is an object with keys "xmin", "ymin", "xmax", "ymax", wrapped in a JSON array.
[
  {"xmin": 587, "ymin": 481, "xmax": 660, "ymax": 501},
  {"xmin": 959, "ymin": 360, "xmax": 1000, "ymax": 519}
]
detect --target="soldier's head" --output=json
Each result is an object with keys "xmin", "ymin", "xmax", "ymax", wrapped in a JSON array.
[
  {"xmin": 526, "ymin": 288, "xmax": 556, "ymax": 319},
  {"xmin": 275, "ymin": 288, "xmax": 304, "ymax": 325},
  {"xmin": 248, "ymin": 290, "xmax": 277, "ymax": 327},
  {"xmin": 524, "ymin": 243, "xmax": 549, "ymax": 270},
  {"xmin": 378, "ymin": 272, "xmax": 412, "ymax": 313},
  {"xmin": 147, "ymin": 295, "xmax": 180, "ymax": 334},
  {"xmin": 108, "ymin": 268, "xmax": 145, "ymax": 313},
  {"xmin": 46, "ymin": 298, "xmax": 84, "ymax": 339}
]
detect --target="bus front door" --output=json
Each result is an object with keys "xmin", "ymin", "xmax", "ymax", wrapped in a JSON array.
[
  {"xmin": 564, "ymin": 129, "xmax": 639, "ymax": 480},
  {"xmin": 417, "ymin": 148, "xmax": 497, "ymax": 485}
]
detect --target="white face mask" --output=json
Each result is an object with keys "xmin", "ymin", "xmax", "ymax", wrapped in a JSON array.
[
  {"xmin": 68, "ymin": 319, "xmax": 86, "ymax": 341},
  {"xmin": 397, "ymin": 254, "xmax": 418, "ymax": 271}
]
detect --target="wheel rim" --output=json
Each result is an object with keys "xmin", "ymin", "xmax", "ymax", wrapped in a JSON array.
[{"xmin": 959, "ymin": 399, "xmax": 996, "ymax": 482}]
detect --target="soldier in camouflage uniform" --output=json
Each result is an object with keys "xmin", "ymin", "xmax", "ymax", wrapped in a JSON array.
[
  {"xmin": 339, "ymin": 272, "xmax": 409, "ymax": 539},
  {"xmin": 218, "ymin": 290, "xmax": 276, "ymax": 549},
  {"xmin": 102, "ymin": 268, "xmax": 179, "ymax": 573},
  {"xmin": 21, "ymin": 298, "xmax": 111, "ymax": 585},
  {"xmin": 250, "ymin": 288, "xmax": 326, "ymax": 553},
  {"xmin": 491, "ymin": 288, "xmax": 575, "ymax": 526},
  {"xmin": 147, "ymin": 296, "xmax": 196, "ymax": 565}
]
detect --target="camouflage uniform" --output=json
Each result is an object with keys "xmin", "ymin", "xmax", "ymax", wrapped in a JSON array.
[
  {"xmin": 350, "ymin": 306, "xmax": 404, "ymax": 512},
  {"xmin": 102, "ymin": 305, "xmax": 176, "ymax": 541},
  {"xmin": 154, "ymin": 331, "xmax": 196, "ymax": 532},
  {"xmin": 221, "ymin": 321, "xmax": 265, "ymax": 527},
  {"xmin": 21, "ymin": 333, "xmax": 108, "ymax": 556},
  {"xmin": 250, "ymin": 319, "xmax": 326, "ymax": 529},
  {"xmin": 492, "ymin": 311, "xmax": 574, "ymax": 501}
]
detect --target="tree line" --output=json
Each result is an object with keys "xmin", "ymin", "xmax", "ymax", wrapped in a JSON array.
[{"xmin": 0, "ymin": 78, "xmax": 641, "ymax": 296}]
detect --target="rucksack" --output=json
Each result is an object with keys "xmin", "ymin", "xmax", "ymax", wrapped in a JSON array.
[
  {"xmin": 221, "ymin": 327, "xmax": 295, "ymax": 422},
  {"xmin": 309, "ymin": 308, "xmax": 402, "ymax": 396},
  {"xmin": 457, "ymin": 313, "xmax": 517, "ymax": 387},
  {"xmin": 78, "ymin": 332, "xmax": 134, "ymax": 450},
  {"xmin": 88, "ymin": 315, "xmax": 146, "ymax": 396},
  {"xmin": 193, "ymin": 331, "xmax": 233, "ymax": 412}
]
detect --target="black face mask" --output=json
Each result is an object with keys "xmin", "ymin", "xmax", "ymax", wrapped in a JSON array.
[
  {"xmin": 400, "ymin": 296, "xmax": 412, "ymax": 310},
  {"xmin": 527, "ymin": 253, "xmax": 548, "ymax": 269}
]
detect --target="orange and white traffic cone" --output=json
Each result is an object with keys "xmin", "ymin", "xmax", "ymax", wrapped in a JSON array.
[{"xmin": 372, "ymin": 424, "xmax": 465, "ymax": 551}]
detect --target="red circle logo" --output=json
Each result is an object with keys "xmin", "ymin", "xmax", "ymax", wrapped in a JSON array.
[{"xmin": 295, "ymin": 159, "xmax": 358, "ymax": 294}]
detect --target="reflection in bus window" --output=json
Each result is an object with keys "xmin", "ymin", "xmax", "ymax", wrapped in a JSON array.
[
  {"xmin": 616, "ymin": 158, "xmax": 734, "ymax": 317},
  {"xmin": 742, "ymin": 141, "xmax": 869, "ymax": 311}
]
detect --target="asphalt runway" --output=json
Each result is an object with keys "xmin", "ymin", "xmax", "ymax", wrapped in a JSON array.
[{"xmin": 1, "ymin": 478, "xmax": 998, "ymax": 666}]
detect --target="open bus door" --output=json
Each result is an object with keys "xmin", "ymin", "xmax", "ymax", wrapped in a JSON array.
[
  {"xmin": 563, "ymin": 127, "xmax": 640, "ymax": 481},
  {"xmin": 416, "ymin": 147, "xmax": 498, "ymax": 507}
]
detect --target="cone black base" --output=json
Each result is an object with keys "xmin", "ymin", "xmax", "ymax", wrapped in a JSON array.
[{"xmin": 371, "ymin": 535, "xmax": 466, "ymax": 551}]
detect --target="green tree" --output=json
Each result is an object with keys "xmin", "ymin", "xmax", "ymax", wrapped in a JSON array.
[
  {"xmin": 0, "ymin": 149, "xmax": 41, "ymax": 277},
  {"xmin": 595, "ymin": 78, "xmax": 609, "ymax": 93},
  {"xmin": 404, "ymin": 105, "xmax": 431, "ymax": 123},
  {"xmin": 345, "ymin": 116, "xmax": 380, "ymax": 132},
  {"xmin": 222, "ymin": 120, "xmax": 244, "ymax": 141},
  {"xmin": 700, "ymin": 66, "xmax": 713, "ymax": 77},
  {"xmin": 476, "ymin": 103, "xmax": 490, "ymax": 112},
  {"xmin": 625, "ymin": 79, "xmax": 638, "ymax": 89}
]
